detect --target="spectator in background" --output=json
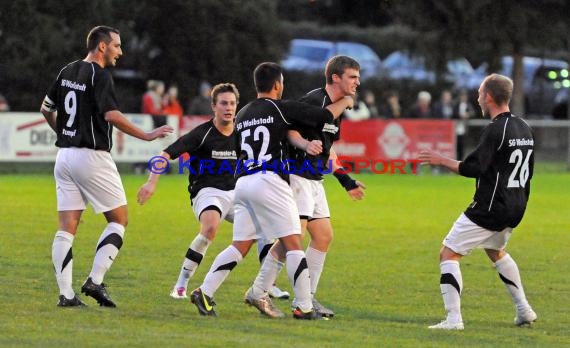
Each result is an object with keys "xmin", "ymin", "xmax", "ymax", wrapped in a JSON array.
[
  {"xmin": 453, "ymin": 89, "xmax": 475, "ymax": 160},
  {"xmin": 379, "ymin": 90, "xmax": 402, "ymax": 119},
  {"xmin": 433, "ymin": 90, "xmax": 454, "ymax": 119},
  {"xmin": 343, "ymin": 92, "xmax": 370, "ymax": 121},
  {"xmin": 407, "ymin": 91, "xmax": 433, "ymax": 118},
  {"xmin": 0, "ymin": 93, "xmax": 9, "ymax": 111},
  {"xmin": 363, "ymin": 90, "xmax": 380, "ymax": 118},
  {"xmin": 142, "ymin": 79, "xmax": 166, "ymax": 127},
  {"xmin": 188, "ymin": 80, "xmax": 213, "ymax": 116},
  {"xmin": 163, "ymin": 85, "xmax": 184, "ymax": 118}
]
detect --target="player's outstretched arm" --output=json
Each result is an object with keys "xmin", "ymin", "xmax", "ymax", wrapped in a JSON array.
[
  {"xmin": 325, "ymin": 96, "xmax": 354, "ymax": 119},
  {"xmin": 418, "ymin": 149, "xmax": 460, "ymax": 173},
  {"xmin": 330, "ymin": 148, "xmax": 365, "ymax": 200},
  {"xmin": 287, "ymin": 130, "xmax": 323, "ymax": 155},
  {"xmin": 137, "ymin": 151, "xmax": 171, "ymax": 205},
  {"xmin": 105, "ymin": 110, "xmax": 173, "ymax": 141}
]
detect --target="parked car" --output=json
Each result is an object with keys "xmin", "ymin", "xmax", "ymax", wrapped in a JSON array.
[
  {"xmin": 281, "ymin": 39, "xmax": 382, "ymax": 81},
  {"xmin": 380, "ymin": 50, "xmax": 474, "ymax": 87},
  {"xmin": 552, "ymin": 86, "xmax": 570, "ymax": 119},
  {"xmin": 459, "ymin": 56, "xmax": 569, "ymax": 115}
]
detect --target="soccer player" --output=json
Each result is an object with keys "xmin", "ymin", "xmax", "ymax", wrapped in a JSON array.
[
  {"xmin": 137, "ymin": 83, "xmax": 239, "ymax": 300},
  {"xmin": 189, "ymin": 62, "xmax": 353, "ymax": 319},
  {"xmin": 137, "ymin": 83, "xmax": 290, "ymax": 300},
  {"xmin": 246, "ymin": 55, "xmax": 366, "ymax": 318},
  {"xmin": 41, "ymin": 26, "xmax": 173, "ymax": 307},
  {"xmin": 419, "ymin": 73, "xmax": 537, "ymax": 330}
]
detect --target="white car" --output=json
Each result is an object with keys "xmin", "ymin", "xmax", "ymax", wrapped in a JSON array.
[{"xmin": 281, "ymin": 39, "xmax": 382, "ymax": 81}]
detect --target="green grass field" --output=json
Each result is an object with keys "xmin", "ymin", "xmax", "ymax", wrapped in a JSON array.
[{"xmin": 1, "ymin": 170, "xmax": 569, "ymax": 347}]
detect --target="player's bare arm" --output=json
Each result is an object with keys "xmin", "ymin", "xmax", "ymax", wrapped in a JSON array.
[
  {"xmin": 137, "ymin": 151, "xmax": 171, "ymax": 205},
  {"xmin": 105, "ymin": 110, "xmax": 173, "ymax": 141},
  {"xmin": 330, "ymin": 148, "xmax": 366, "ymax": 200},
  {"xmin": 40, "ymin": 109, "xmax": 58, "ymax": 132},
  {"xmin": 287, "ymin": 130, "xmax": 323, "ymax": 156},
  {"xmin": 325, "ymin": 96, "xmax": 354, "ymax": 119},
  {"xmin": 418, "ymin": 149, "xmax": 460, "ymax": 173}
]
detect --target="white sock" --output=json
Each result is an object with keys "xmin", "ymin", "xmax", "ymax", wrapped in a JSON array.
[
  {"xmin": 256, "ymin": 238, "xmax": 274, "ymax": 264},
  {"xmin": 52, "ymin": 231, "xmax": 75, "ymax": 299},
  {"xmin": 287, "ymin": 250, "xmax": 312, "ymax": 312},
  {"xmin": 495, "ymin": 253, "xmax": 530, "ymax": 311},
  {"xmin": 251, "ymin": 253, "xmax": 283, "ymax": 298},
  {"xmin": 439, "ymin": 260, "xmax": 463, "ymax": 323},
  {"xmin": 89, "ymin": 222, "xmax": 125, "ymax": 285},
  {"xmin": 306, "ymin": 246, "xmax": 326, "ymax": 296},
  {"xmin": 200, "ymin": 245, "xmax": 242, "ymax": 298},
  {"xmin": 175, "ymin": 233, "xmax": 211, "ymax": 289}
]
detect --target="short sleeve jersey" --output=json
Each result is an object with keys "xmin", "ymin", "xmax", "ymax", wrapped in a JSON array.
[
  {"xmin": 458, "ymin": 112, "xmax": 535, "ymax": 231},
  {"xmin": 290, "ymin": 88, "xmax": 342, "ymax": 180},
  {"xmin": 235, "ymin": 98, "xmax": 334, "ymax": 183},
  {"xmin": 164, "ymin": 119, "xmax": 237, "ymax": 199},
  {"xmin": 45, "ymin": 60, "xmax": 119, "ymax": 151}
]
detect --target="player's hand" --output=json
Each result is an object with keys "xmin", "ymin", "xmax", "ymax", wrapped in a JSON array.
[
  {"xmin": 137, "ymin": 182, "xmax": 155, "ymax": 205},
  {"xmin": 347, "ymin": 180, "xmax": 366, "ymax": 200},
  {"xmin": 147, "ymin": 125, "xmax": 174, "ymax": 141},
  {"xmin": 305, "ymin": 140, "xmax": 323, "ymax": 156},
  {"xmin": 418, "ymin": 149, "xmax": 441, "ymax": 166}
]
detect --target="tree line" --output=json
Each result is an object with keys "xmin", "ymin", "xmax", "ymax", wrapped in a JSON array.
[{"xmin": 1, "ymin": 0, "xmax": 568, "ymax": 115}]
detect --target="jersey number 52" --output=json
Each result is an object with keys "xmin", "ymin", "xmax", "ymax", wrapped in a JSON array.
[{"xmin": 240, "ymin": 126, "xmax": 272, "ymax": 166}]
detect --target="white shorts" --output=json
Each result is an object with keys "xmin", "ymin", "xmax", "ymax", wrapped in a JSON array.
[
  {"xmin": 191, "ymin": 187, "xmax": 235, "ymax": 222},
  {"xmin": 290, "ymin": 174, "xmax": 330, "ymax": 219},
  {"xmin": 443, "ymin": 213, "xmax": 513, "ymax": 255},
  {"xmin": 54, "ymin": 147, "xmax": 126, "ymax": 214},
  {"xmin": 233, "ymin": 172, "xmax": 301, "ymax": 241}
]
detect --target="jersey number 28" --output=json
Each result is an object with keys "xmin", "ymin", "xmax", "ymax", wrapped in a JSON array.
[{"xmin": 507, "ymin": 149, "xmax": 532, "ymax": 188}]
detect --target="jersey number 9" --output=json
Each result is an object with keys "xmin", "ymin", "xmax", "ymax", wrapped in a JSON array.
[{"xmin": 64, "ymin": 91, "xmax": 77, "ymax": 128}]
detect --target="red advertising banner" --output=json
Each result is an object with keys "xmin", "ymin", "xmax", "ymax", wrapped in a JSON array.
[{"xmin": 334, "ymin": 119, "xmax": 456, "ymax": 161}]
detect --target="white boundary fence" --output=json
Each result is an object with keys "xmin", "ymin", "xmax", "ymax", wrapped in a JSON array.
[
  {"xmin": 0, "ymin": 112, "xmax": 179, "ymax": 163},
  {"xmin": 1, "ymin": 112, "xmax": 569, "ymax": 170}
]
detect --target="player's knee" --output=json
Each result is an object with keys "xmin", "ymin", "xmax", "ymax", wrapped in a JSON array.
[
  {"xmin": 319, "ymin": 232, "xmax": 333, "ymax": 246},
  {"xmin": 310, "ymin": 227, "xmax": 333, "ymax": 246},
  {"xmin": 104, "ymin": 206, "xmax": 128, "ymax": 226},
  {"xmin": 439, "ymin": 246, "xmax": 461, "ymax": 262},
  {"xmin": 484, "ymin": 248, "xmax": 505, "ymax": 262},
  {"xmin": 200, "ymin": 224, "xmax": 218, "ymax": 240},
  {"xmin": 105, "ymin": 216, "xmax": 128, "ymax": 227}
]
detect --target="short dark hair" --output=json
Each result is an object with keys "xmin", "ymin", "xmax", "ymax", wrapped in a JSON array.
[
  {"xmin": 254, "ymin": 62, "xmax": 282, "ymax": 93},
  {"xmin": 325, "ymin": 55, "xmax": 360, "ymax": 84},
  {"xmin": 483, "ymin": 73, "xmax": 513, "ymax": 106},
  {"xmin": 211, "ymin": 83, "xmax": 240, "ymax": 104},
  {"xmin": 86, "ymin": 26, "xmax": 120, "ymax": 52}
]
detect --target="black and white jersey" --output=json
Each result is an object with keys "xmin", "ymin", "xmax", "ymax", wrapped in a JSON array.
[
  {"xmin": 290, "ymin": 88, "xmax": 341, "ymax": 180},
  {"xmin": 235, "ymin": 98, "xmax": 334, "ymax": 182},
  {"xmin": 459, "ymin": 112, "xmax": 534, "ymax": 231},
  {"xmin": 164, "ymin": 119, "xmax": 237, "ymax": 199},
  {"xmin": 44, "ymin": 60, "xmax": 119, "ymax": 151}
]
